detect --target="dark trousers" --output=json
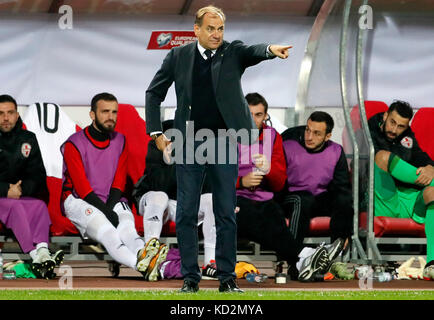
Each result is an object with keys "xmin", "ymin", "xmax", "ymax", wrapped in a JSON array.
[
  {"xmin": 280, "ymin": 191, "xmax": 353, "ymax": 248},
  {"xmin": 236, "ymin": 196, "xmax": 301, "ymax": 265},
  {"xmin": 175, "ymin": 137, "xmax": 238, "ymax": 283}
]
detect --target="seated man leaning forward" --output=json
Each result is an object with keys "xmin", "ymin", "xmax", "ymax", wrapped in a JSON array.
[
  {"xmin": 369, "ymin": 100, "xmax": 434, "ymax": 281},
  {"xmin": 0, "ymin": 94, "xmax": 63, "ymax": 279},
  {"xmin": 61, "ymin": 92, "xmax": 166, "ymax": 279},
  {"xmin": 280, "ymin": 111, "xmax": 353, "ymax": 254},
  {"xmin": 236, "ymin": 93, "xmax": 344, "ymax": 281},
  {"xmin": 133, "ymin": 119, "xmax": 216, "ymax": 281}
]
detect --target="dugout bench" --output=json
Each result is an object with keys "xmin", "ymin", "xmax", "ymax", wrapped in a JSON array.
[
  {"xmin": 0, "ymin": 218, "xmax": 333, "ymax": 277},
  {"xmin": 0, "ymin": 102, "xmax": 337, "ymax": 275}
]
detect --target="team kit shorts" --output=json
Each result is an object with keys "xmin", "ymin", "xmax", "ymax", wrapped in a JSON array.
[{"xmin": 374, "ymin": 163, "xmax": 427, "ymax": 224}]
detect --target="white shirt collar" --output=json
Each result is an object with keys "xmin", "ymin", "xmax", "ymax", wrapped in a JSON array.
[{"xmin": 197, "ymin": 42, "xmax": 216, "ymax": 60}]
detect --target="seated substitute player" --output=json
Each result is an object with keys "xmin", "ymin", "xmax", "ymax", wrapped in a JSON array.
[
  {"xmin": 236, "ymin": 93, "xmax": 343, "ymax": 281},
  {"xmin": 133, "ymin": 119, "xmax": 217, "ymax": 280},
  {"xmin": 0, "ymin": 94, "xmax": 63, "ymax": 279},
  {"xmin": 61, "ymin": 92, "xmax": 166, "ymax": 280},
  {"xmin": 279, "ymin": 111, "xmax": 352, "ymax": 256},
  {"xmin": 368, "ymin": 100, "xmax": 434, "ymax": 280}
]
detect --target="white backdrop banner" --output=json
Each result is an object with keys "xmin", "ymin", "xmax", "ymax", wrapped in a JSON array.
[
  {"xmin": 0, "ymin": 14, "xmax": 311, "ymax": 107},
  {"xmin": 0, "ymin": 13, "xmax": 433, "ymax": 108},
  {"xmin": 364, "ymin": 15, "xmax": 434, "ymax": 108}
]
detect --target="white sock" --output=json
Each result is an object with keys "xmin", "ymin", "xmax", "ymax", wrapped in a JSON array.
[
  {"xmin": 204, "ymin": 246, "xmax": 215, "ymax": 266},
  {"xmin": 141, "ymin": 192, "xmax": 169, "ymax": 243},
  {"xmin": 29, "ymin": 249, "xmax": 38, "ymax": 262},
  {"xmin": 115, "ymin": 204, "xmax": 145, "ymax": 254},
  {"xmin": 36, "ymin": 242, "xmax": 48, "ymax": 250},
  {"xmin": 200, "ymin": 193, "xmax": 216, "ymax": 265}
]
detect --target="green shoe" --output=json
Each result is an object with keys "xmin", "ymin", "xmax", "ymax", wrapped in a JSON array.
[{"xmin": 329, "ymin": 262, "xmax": 354, "ymax": 280}]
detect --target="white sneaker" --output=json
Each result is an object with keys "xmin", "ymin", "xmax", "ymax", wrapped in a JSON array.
[
  {"xmin": 33, "ymin": 247, "xmax": 54, "ymax": 264},
  {"xmin": 423, "ymin": 262, "xmax": 434, "ymax": 281},
  {"xmin": 31, "ymin": 247, "xmax": 56, "ymax": 279},
  {"xmin": 397, "ymin": 257, "xmax": 415, "ymax": 280},
  {"xmin": 398, "ymin": 256, "xmax": 426, "ymax": 280},
  {"xmin": 298, "ymin": 245, "xmax": 330, "ymax": 282}
]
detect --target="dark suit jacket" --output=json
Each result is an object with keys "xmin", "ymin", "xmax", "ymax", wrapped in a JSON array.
[{"xmin": 145, "ymin": 40, "xmax": 274, "ymax": 141}]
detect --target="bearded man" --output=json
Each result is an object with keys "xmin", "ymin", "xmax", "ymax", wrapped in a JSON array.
[
  {"xmin": 61, "ymin": 92, "xmax": 167, "ymax": 279},
  {"xmin": 368, "ymin": 100, "xmax": 434, "ymax": 280},
  {"xmin": 0, "ymin": 94, "xmax": 63, "ymax": 279}
]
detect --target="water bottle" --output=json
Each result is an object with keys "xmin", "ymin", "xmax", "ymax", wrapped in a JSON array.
[
  {"xmin": 3, "ymin": 270, "xmax": 16, "ymax": 280},
  {"xmin": 372, "ymin": 271, "xmax": 393, "ymax": 282},
  {"xmin": 0, "ymin": 249, "xmax": 3, "ymax": 280},
  {"xmin": 245, "ymin": 272, "xmax": 267, "ymax": 283}
]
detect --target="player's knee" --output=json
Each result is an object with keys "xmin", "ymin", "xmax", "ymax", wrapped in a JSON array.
[
  {"xmin": 149, "ymin": 191, "xmax": 169, "ymax": 206},
  {"xmin": 295, "ymin": 191, "xmax": 315, "ymax": 208},
  {"xmin": 424, "ymin": 186, "xmax": 434, "ymax": 204},
  {"xmin": 113, "ymin": 202, "xmax": 131, "ymax": 214},
  {"xmin": 375, "ymin": 150, "xmax": 391, "ymax": 172}
]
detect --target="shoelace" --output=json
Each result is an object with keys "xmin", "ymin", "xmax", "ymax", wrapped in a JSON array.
[{"xmin": 317, "ymin": 254, "xmax": 330, "ymax": 270}]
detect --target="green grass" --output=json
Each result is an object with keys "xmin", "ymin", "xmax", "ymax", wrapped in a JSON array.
[{"xmin": 0, "ymin": 289, "xmax": 434, "ymax": 300}]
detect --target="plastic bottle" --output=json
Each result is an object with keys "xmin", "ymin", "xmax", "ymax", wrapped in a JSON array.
[
  {"xmin": 3, "ymin": 270, "xmax": 16, "ymax": 280},
  {"xmin": 245, "ymin": 272, "xmax": 267, "ymax": 283},
  {"xmin": 0, "ymin": 249, "xmax": 3, "ymax": 280},
  {"xmin": 372, "ymin": 271, "xmax": 393, "ymax": 282}
]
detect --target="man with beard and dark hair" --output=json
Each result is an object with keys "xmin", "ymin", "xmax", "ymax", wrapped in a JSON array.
[
  {"xmin": 0, "ymin": 94, "xmax": 63, "ymax": 279},
  {"xmin": 368, "ymin": 100, "xmax": 434, "ymax": 280},
  {"xmin": 61, "ymin": 93, "xmax": 167, "ymax": 279}
]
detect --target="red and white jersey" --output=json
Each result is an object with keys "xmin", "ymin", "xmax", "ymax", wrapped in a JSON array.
[{"xmin": 22, "ymin": 102, "xmax": 80, "ymax": 178}]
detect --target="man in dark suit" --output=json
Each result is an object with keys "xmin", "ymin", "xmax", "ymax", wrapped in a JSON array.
[{"xmin": 145, "ymin": 5, "xmax": 292, "ymax": 293}]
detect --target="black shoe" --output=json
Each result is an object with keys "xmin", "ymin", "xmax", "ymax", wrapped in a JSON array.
[
  {"xmin": 202, "ymin": 260, "xmax": 218, "ymax": 280},
  {"xmin": 31, "ymin": 260, "xmax": 56, "ymax": 279},
  {"xmin": 179, "ymin": 279, "xmax": 199, "ymax": 293},
  {"xmin": 219, "ymin": 278, "xmax": 244, "ymax": 293},
  {"xmin": 287, "ymin": 264, "xmax": 299, "ymax": 280},
  {"xmin": 51, "ymin": 250, "xmax": 65, "ymax": 267}
]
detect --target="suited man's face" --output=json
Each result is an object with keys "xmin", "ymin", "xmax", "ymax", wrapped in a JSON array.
[{"xmin": 194, "ymin": 13, "xmax": 224, "ymax": 50}]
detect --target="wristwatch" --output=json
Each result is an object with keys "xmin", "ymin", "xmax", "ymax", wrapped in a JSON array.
[{"xmin": 151, "ymin": 133, "xmax": 162, "ymax": 141}]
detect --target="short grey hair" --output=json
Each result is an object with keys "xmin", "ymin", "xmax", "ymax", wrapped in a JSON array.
[{"xmin": 194, "ymin": 5, "xmax": 225, "ymax": 26}]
